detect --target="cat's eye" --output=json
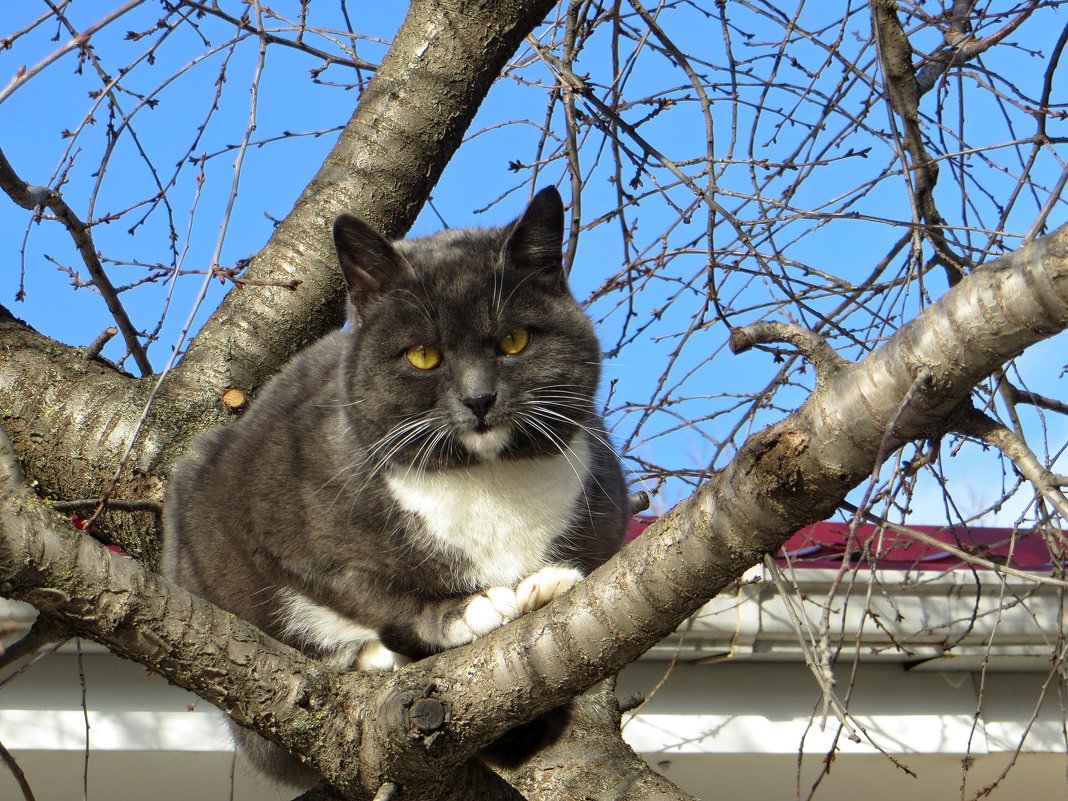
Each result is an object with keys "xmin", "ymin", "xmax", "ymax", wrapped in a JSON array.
[
  {"xmin": 405, "ymin": 344, "xmax": 442, "ymax": 370},
  {"xmin": 497, "ymin": 328, "xmax": 530, "ymax": 356}
]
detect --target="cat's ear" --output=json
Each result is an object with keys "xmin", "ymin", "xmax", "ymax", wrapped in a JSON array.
[
  {"xmin": 332, "ymin": 213, "xmax": 410, "ymax": 309},
  {"xmin": 503, "ymin": 187, "xmax": 567, "ymax": 286}
]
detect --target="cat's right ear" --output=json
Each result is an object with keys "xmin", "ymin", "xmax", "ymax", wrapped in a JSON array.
[{"xmin": 332, "ymin": 213, "xmax": 409, "ymax": 309}]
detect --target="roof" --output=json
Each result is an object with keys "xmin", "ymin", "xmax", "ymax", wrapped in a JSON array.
[{"xmin": 626, "ymin": 518, "xmax": 1060, "ymax": 573}]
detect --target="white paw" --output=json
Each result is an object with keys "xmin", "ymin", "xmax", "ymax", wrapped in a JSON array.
[
  {"xmin": 445, "ymin": 587, "xmax": 521, "ymax": 646},
  {"xmin": 355, "ymin": 640, "xmax": 409, "ymax": 672},
  {"xmin": 515, "ymin": 565, "xmax": 584, "ymax": 613}
]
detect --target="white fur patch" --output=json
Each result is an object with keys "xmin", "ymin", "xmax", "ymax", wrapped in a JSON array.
[
  {"xmin": 277, "ymin": 589, "xmax": 404, "ymax": 671},
  {"xmin": 385, "ymin": 434, "xmax": 592, "ymax": 589}
]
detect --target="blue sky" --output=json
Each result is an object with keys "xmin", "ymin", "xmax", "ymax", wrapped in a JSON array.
[{"xmin": 2, "ymin": 1, "xmax": 1066, "ymax": 525}]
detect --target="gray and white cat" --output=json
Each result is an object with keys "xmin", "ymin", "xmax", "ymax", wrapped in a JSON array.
[{"xmin": 162, "ymin": 187, "xmax": 629, "ymax": 786}]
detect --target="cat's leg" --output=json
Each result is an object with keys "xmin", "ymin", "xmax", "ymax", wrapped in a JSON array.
[
  {"xmin": 278, "ymin": 588, "xmax": 407, "ymax": 670},
  {"xmin": 427, "ymin": 586, "xmax": 524, "ymax": 649}
]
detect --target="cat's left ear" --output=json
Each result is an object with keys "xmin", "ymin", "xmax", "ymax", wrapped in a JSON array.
[
  {"xmin": 333, "ymin": 213, "xmax": 411, "ymax": 310},
  {"xmin": 503, "ymin": 187, "xmax": 567, "ymax": 288}
]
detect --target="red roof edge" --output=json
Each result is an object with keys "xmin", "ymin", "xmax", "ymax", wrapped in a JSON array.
[{"xmin": 625, "ymin": 517, "xmax": 1060, "ymax": 572}]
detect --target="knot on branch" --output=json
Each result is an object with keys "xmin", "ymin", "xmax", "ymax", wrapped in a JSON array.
[
  {"xmin": 221, "ymin": 387, "xmax": 249, "ymax": 412},
  {"xmin": 409, "ymin": 697, "xmax": 447, "ymax": 734},
  {"xmin": 393, "ymin": 683, "xmax": 450, "ymax": 751}
]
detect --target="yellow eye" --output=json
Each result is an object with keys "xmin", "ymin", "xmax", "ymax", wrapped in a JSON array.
[
  {"xmin": 405, "ymin": 344, "xmax": 442, "ymax": 370},
  {"xmin": 497, "ymin": 328, "xmax": 530, "ymax": 356}
]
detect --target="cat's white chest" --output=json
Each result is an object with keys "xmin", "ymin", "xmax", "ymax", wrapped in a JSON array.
[{"xmin": 385, "ymin": 434, "xmax": 592, "ymax": 589}]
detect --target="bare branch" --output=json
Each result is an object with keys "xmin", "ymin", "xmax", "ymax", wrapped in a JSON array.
[
  {"xmin": 0, "ymin": 737, "xmax": 35, "ymax": 801},
  {"xmin": 729, "ymin": 322, "xmax": 849, "ymax": 387},
  {"xmin": 0, "ymin": 0, "xmax": 147, "ymax": 105},
  {"xmin": 177, "ymin": 0, "xmax": 379, "ymax": 72},
  {"xmin": 0, "ymin": 147, "xmax": 152, "ymax": 376},
  {"xmin": 953, "ymin": 406, "xmax": 1068, "ymax": 524},
  {"xmin": 840, "ymin": 500, "xmax": 1068, "ymax": 589},
  {"xmin": 915, "ymin": 1, "xmax": 1041, "ymax": 96}
]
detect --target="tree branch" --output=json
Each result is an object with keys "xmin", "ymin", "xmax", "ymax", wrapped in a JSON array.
[
  {"xmin": 870, "ymin": 0, "xmax": 963, "ymax": 281},
  {"xmin": 952, "ymin": 406, "xmax": 1068, "ymax": 524},
  {"xmin": 176, "ymin": 0, "xmax": 378, "ymax": 72},
  {"xmin": 0, "ymin": 423, "xmax": 676, "ymax": 799},
  {"xmin": 728, "ymin": 322, "xmax": 848, "ymax": 389},
  {"xmin": 915, "ymin": 1, "xmax": 1041, "ymax": 97},
  {"xmin": 171, "ymin": 0, "xmax": 559, "ymax": 402},
  {"xmin": 0, "ymin": 147, "xmax": 152, "ymax": 376},
  {"xmin": 0, "ymin": 308, "xmax": 165, "ymax": 561}
]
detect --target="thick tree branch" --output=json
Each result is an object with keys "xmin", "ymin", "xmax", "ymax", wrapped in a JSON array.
[
  {"xmin": 170, "ymin": 0, "xmax": 558, "ymax": 403},
  {"xmin": 351, "ymin": 221, "xmax": 1068, "ymax": 756},
  {"xmin": 0, "ymin": 421, "xmax": 682, "ymax": 799},
  {"xmin": 497, "ymin": 687, "xmax": 699, "ymax": 801},
  {"xmin": 870, "ymin": 0, "xmax": 962, "ymax": 280},
  {"xmin": 0, "ymin": 307, "xmax": 167, "ymax": 561}
]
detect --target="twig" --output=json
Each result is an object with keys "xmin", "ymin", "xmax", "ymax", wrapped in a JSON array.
[
  {"xmin": 840, "ymin": 501, "xmax": 1068, "ymax": 588},
  {"xmin": 177, "ymin": 0, "xmax": 378, "ymax": 71},
  {"xmin": 76, "ymin": 638, "xmax": 90, "ymax": 800},
  {"xmin": 0, "ymin": 0, "xmax": 147, "ymax": 106},
  {"xmin": 953, "ymin": 406, "xmax": 1068, "ymax": 524},
  {"xmin": 47, "ymin": 498, "xmax": 162, "ymax": 515},
  {"xmin": 0, "ymin": 738, "xmax": 36, "ymax": 801},
  {"xmin": 764, "ymin": 557, "xmax": 863, "ymax": 742}
]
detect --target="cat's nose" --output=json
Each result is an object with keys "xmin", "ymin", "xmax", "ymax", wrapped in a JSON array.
[{"xmin": 461, "ymin": 392, "xmax": 497, "ymax": 422}]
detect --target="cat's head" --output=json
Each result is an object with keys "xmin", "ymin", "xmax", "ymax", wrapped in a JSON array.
[{"xmin": 332, "ymin": 187, "xmax": 602, "ymax": 470}]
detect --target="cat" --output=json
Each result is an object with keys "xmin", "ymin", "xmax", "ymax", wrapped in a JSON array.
[{"xmin": 162, "ymin": 186, "xmax": 629, "ymax": 787}]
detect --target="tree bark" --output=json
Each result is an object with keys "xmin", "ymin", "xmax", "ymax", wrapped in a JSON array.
[{"xmin": 174, "ymin": 0, "xmax": 559, "ymax": 398}]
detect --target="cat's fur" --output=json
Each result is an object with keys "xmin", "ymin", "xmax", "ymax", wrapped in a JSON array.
[{"xmin": 162, "ymin": 187, "xmax": 628, "ymax": 787}]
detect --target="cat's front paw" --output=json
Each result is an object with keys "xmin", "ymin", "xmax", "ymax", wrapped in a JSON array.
[
  {"xmin": 516, "ymin": 565, "xmax": 584, "ymax": 613},
  {"xmin": 446, "ymin": 587, "xmax": 521, "ymax": 646}
]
